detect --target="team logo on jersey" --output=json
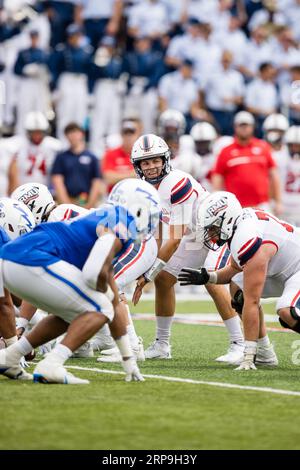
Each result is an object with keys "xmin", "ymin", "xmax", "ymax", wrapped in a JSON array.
[{"xmin": 207, "ymin": 198, "xmax": 228, "ymax": 217}]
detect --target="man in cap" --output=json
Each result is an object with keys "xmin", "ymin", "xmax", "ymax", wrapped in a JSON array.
[{"xmin": 212, "ymin": 111, "xmax": 282, "ymax": 214}]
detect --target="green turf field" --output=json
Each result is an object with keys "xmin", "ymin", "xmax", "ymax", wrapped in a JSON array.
[{"xmin": 1, "ymin": 300, "xmax": 300, "ymax": 450}]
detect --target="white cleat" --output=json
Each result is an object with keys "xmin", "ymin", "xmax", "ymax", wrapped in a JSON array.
[
  {"xmin": 90, "ymin": 331, "xmax": 115, "ymax": 352},
  {"xmin": 144, "ymin": 340, "xmax": 172, "ymax": 360},
  {"xmin": 215, "ymin": 342, "xmax": 245, "ymax": 364},
  {"xmin": 72, "ymin": 341, "xmax": 94, "ymax": 358},
  {"xmin": 97, "ymin": 337, "xmax": 146, "ymax": 363},
  {"xmin": 33, "ymin": 358, "xmax": 89, "ymax": 384},
  {"xmin": 255, "ymin": 344, "xmax": 278, "ymax": 366},
  {"xmin": 0, "ymin": 349, "xmax": 33, "ymax": 381},
  {"xmin": 100, "ymin": 346, "xmax": 119, "ymax": 356}
]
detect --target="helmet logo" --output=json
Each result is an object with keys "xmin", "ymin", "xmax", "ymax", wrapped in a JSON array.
[
  {"xmin": 207, "ymin": 198, "xmax": 228, "ymax": 217},
  {"xmin": 18, "ymin": 187, "xmax": 39, "ymax": 205}
]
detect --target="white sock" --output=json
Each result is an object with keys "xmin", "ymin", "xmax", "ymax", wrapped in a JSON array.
[
  {"xmin": 98, "ymin": 323, "xmax": 110, "ymax": 336},
  {"xmin": 50, "ymin": 344, "xmax": 72, "ymax": 364},
  {"xmin": 125, "ymin": 304, "xmax": 139, "ymax": 348},
  {"xmin": 115, "ymin": 334, "xmax": 133, "ymax": 359},
  {"xmin": 224, "ymin": 316, "xmax": 244, "ymax": 345},
  {"xmin": 11, "ymin": 336, "xmax": 33, "ymax": 357},
  {"xmin": 258, "ymin": 335, "xmax": 270, "ymax": 347},
  {"xmin": 156, "ymin": 316, "xmax": 173, "ymax": 345},
  {"xmin": 4, "ymin": 335, "xmax": 18, "ymax": 347},
  {"xmin": 17, "ymin": 317, "xmax": 29, "ymax": 330}
]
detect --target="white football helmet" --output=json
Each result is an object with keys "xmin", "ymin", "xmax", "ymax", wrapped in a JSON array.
[
  {"xmin": 0, "ymin": 198, "xmax": 35, "ymax": 240},
  {"xmin": 107, "ymin": 178, "xmax": 161, "ymax": 241},
  {"xmin": 263, "ymin": 113, "xmax": 289, "ymax": 132},
  {"xmin": 131, "ymin": 134, "xmax": 171, "ymax": 185},
  {"xmin": 24, "ymin": 111, "xmax": 49, "ymax": 132},
  {"xmin": 197, "ymin": 191, "xmax": 243, "ymax": 250},
  {"xmin": 11, "ymin": 183, "xmax": 56, "ymax": 224},
  {"xmin": 285, "ymin": 126, "xmax": 300, "ymax": 159},
  {"xmin": 190, "ymin": 122, "xmax": 218, "ymax": 155},
  {"xmin": 158, "ymin": 109, "xmax": 186, "ymax": 137}
]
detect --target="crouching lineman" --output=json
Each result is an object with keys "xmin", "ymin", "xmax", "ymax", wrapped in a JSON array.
[
  {"xmin": 11, "ymin": 182, "xmax": 157, "ymax": 360},
  {"xmin": 0, "ymin": 198, "xmax": 36, "ymax": 379},
  {"xmin": 0, "ymin": 179, "xmax": 161, "ymax": 384},
  {"xmin": 131, "ymin": 134, "xmax": 245, "ymax": 363},
  {"xmin": 177, "ymin": 190, "xmax": 300, "ymax": 370}
]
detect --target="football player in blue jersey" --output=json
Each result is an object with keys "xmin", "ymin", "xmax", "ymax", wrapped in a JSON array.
[{"xmin": 0, "ymin": 179, "xmax": 161, "ymax": 384}]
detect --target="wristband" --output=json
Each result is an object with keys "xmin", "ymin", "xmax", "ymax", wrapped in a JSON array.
[
  {"xmin": 144, "ymin": 258, "xmax": 166, "ymax": 282},
  {"xmin": 208, "ymin": 271, "xmax": 218, "ymax": 284}
]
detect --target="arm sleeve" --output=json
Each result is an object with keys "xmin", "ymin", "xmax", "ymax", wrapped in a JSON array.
[{"xmin": 169, "ymin": 177, "xmax": 197, "ymax": 225}]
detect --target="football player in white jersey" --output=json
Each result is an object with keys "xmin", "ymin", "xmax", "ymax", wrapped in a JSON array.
[
  {"xmin": 11, "ymin": 182, "xmax": 157, "ymax": 360},
  {"xmin": 190, "ymin": 122, "xmax": 218, "ymax": 191},
  {"xmin": 7, "ymin": 111, "xmax": 62, "ymax": 187},
  {"xmin": 262, "ymin": 113, "xmax": 290, "ymax": 188},
  {"xmin": 131, "ymin": 134, "xmax": 245, "ymax": 362},
  {"xmin": 177, "ymin": 191, "xmax": 300, "ymax": 370},
  {"xmin": 282, "ymin": 126, "xmax": 300, "ymax": 226}
]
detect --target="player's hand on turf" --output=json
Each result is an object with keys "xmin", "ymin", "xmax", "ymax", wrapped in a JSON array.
[
  {"xmin": 122, "ymin": 357, "xmax": 145, "ymax": 382},
  {"xmin": 235, "ymin": 360, "xmax": 257, "ymax": 371},
  {"xmin": 132, "ymin": 276, "xmax": 148, "ymax": 306},
  {"xmin": 178, "ymin": 267, "xmax": 210, "ymax": 286}
]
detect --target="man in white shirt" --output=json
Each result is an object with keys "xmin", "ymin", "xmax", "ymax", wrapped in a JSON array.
[
  {"xmin": 237, "ymin": 26, "xmax": 273, "ymax": 80},
  {"xmin": 158, "ymin": 60, "xmax": 199, "ymax": 129},
  {"xmin": 245, "ymin": 62, "xmax": 278, "ymax": 137},
  {"xmin": 202, "ymin": 50, "xmax": 245, "ymax": 135},
  {"xmin": 280, "ymin": 64, "xmax": 300, "ymax": 125},
  {"xmin": 128, "ymin": 0, "xmax": 170, "ymax": 39}
]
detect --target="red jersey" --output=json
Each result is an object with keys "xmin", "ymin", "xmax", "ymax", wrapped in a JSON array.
[
  {"xmin": 213, "ymin": 137, "xmax": 276, "ymax": 207},
  {"xmin": 102, "ymin": 146, "xmax": 134, "ymax": 192}
]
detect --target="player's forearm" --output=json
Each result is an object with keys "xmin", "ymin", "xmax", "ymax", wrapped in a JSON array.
[
  {"xmin": 214, "ymin": 264, "xmax": 240, "ymax": 284},
  {"xmin": 157, "ymin": 238, "xmax": 181, "ymax": 263}
]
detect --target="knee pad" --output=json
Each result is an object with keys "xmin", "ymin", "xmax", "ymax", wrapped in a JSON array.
[
  {"xmin": 231, "ymin": 289, "xmax": 244, "ymax": 315},
  {"xmin": 279, "ymin": 307, "xmax": 300, "ymax": 333}
]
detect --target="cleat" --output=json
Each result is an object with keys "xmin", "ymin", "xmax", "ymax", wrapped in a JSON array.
[
  {"xmin": 33, "ymin": 358, "xmax": 89, "ymax": 384},
  {"xmin": 255, "ymin": 343, "xmax": 278, "ymax": 366},
  {"xmin": 99, "ymin": 346, "xmax": 119, "ymax": 356},
  {"xmin": 72, "ymin": 341, "xmax": 94, "ymax": 358},
  {"xmin": 0, "ymin": 349, "xmax": 32, "ymax": 380},
  {"xmin": 97, "ymin": 338, "xmax": 146, "ymax": 363},
  {"xmin": 215, "ymin": 342, "xmax": 245, "ymax": 364},
  {"xmin": 144, "ymin": 340, "xmax": 172, "ymax": 360},
  {"xmin": 90, "ymin": 331, "xmax": 115, "ymax": 352}
]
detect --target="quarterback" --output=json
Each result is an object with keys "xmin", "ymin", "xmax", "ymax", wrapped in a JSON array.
[{"xmin": 131, "ymin": 134, "xmax": 244, "ymax": 362}]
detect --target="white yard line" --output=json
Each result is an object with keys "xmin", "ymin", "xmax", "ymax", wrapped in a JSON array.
[{"xmin": 66, "ymin": 365, "xmax": 300, "ymax": 398}]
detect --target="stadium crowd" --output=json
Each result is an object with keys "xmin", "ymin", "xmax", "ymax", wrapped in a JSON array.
[{"xmin": 0, "ymin": 0, "xmax": 300, "ymax": 223}]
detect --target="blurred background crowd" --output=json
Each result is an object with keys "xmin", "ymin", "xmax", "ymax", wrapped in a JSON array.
[{"xmin": 0, "ymin": 0, "xmax": 300, "ymax": 225}]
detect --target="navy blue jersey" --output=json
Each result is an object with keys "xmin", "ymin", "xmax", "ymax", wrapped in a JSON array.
[{"xmin": 0, "ymin": 204, "xmax": 137, "ymax": 269}]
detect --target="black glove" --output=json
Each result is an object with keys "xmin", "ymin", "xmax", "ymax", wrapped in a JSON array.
[{"xmin": 178, "ymin": 267, "xmax": 210, "ymax": 286}]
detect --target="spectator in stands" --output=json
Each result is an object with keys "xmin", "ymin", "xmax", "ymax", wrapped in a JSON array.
[
  {"xmin": 46, "ymin": 0, "xmax": 80, "ymax": 48},
  {"xmin": 49, "ymin": 23, "xmax": 92, "ymax": 141},
  {"xmin": 212, "ymin": 13, "xmax": 247, "ymax": 66},
  {"xmin": 237, "ymin": 25, "xmax": 272, "ymax": 81},
  {"xmin": 89, "ymin": 35, "xmax": 124, "ymax": 155},
  {"xmin": 271, "ymin": 26, "xmax": 300, "ymax": 85},
  {"xmin": 212, "ymin": 110, "xmax": 282, "ymax": 214},
  {"xmin": 158, "ymin": 59, "xmax": 199, "ymax": 131},
  {"xmin": 124, "ymin": 36, "xmax": 165, "ymax": 133},
  {"xmin": 14, "ymin": 30, "xmax": 50, "ymax": 135},
  {"xmin": 245, "ymin": 62, "xmax": 278, "ymax": 137},
  {"xmin": 165, "ymin": 18, "xmax": 205, "ymax": 69},
  {"xmin": 51, "ymin": 122, "xmax": 105, "ymax": 208},
  {"xmin": 280, "ymin": 65, "xmax": 300, "ymax": 125},
  {"xmin": 102, "ymin": 118, "xmax": 141, "ymax": 193},
  {"xmin": 77, "ymin": 0, "xmax": 123, "ymax": 50},
  {"xmin": 127, "ymin": 0, "xmax": 170, "ymax": 48},
  {"xmin": 201, "ymin": 50, "xmax": 245, "ymax": 136}
]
